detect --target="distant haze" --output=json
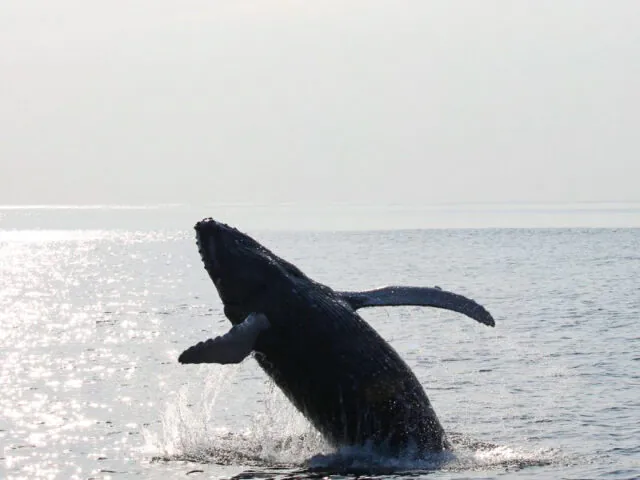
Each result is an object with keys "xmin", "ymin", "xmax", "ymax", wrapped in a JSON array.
[{"xmin": 1, "ymin": 1, "xmax": 638, "ymax": 206}]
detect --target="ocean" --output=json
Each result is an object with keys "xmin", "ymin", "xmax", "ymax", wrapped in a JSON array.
[{"xmin": 1, "ymin": 205, "xmax": 638, "ymax": 479}]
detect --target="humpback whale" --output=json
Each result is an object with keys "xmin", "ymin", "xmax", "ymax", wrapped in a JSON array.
[{"xmin": 179, "ymin": 218, "xmax": 494, "ymax": 455}]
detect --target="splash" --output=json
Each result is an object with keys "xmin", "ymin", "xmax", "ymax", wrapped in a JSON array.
[
  {"xmin": 303, "ymin": 434, "xmax": 560, "ymax": 477},
  {"xmin": 142, "ymin": 366, "xmax": 561, "ymax": 476},
  {"xmin": 442, "ymin": 433, "xmax": 562, "ymax": 473},
  {"xmin": 142, "ymin": 365, "xmax": 328, "ymax": 466}
]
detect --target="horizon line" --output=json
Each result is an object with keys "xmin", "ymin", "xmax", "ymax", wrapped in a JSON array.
[{"xmin": 1, "ymin": 200, "xmax": 640, "ymax": 211}]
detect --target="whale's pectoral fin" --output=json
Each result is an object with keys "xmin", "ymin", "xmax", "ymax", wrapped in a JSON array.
[
  {"xmin": 338, "ymin": 286, "xmax": 495, "ymax": 327},
  {"xmin": 178, "ymin": 312, "xmax": 271, "ymax": 364}
]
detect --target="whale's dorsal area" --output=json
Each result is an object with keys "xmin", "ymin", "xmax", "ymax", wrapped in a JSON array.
[
  {"xmin": 179, "ymin": 312, "xmax": 270, "ymax": 364},
  {"xmin": 338, "ymin": 286, "xmax": 495, "ymax": 327}
]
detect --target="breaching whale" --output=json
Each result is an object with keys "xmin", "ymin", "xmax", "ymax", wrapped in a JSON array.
[{"xmin": 179, "ymin": 218, "xmax": 494, "ymax": 454}]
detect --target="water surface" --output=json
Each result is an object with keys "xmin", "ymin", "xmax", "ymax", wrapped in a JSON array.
[{"xmin": 1, "ymin": 207, "xmax": 638, "ymax": 479}]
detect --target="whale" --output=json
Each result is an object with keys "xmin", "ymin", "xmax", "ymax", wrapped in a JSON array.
[{"xmin": 179, "ymin": 218, "xmax": 494, "ymax": 455}]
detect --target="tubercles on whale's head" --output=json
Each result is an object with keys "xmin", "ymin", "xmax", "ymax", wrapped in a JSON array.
[{"xmin": 194, "ymin": 218, "xmax": 288, "ymax": 323}]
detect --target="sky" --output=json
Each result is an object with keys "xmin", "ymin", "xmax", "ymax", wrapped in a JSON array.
[{"xmin": 1, "ymin": 1, "xmax": 639, "ymax": 207}]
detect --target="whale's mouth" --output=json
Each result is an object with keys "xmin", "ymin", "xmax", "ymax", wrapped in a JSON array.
[{"xmin": 192, "ymin": 217, "xmax": 277, "ymax": 319}]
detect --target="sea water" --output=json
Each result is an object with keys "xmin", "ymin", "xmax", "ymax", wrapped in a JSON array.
[{"xmin": 1, "ymin": 205, "xmax": 638, "ymax": 479}]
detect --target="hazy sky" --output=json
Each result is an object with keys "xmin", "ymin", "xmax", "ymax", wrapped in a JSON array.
[{"xmin": 1, "ymin": 1, "xmax": 638, "ymax": 206}]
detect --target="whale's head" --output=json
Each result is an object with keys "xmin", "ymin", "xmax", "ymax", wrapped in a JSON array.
[{"xmin": 194, "ymin": 218, "xmax": 306, "ymax": 324}]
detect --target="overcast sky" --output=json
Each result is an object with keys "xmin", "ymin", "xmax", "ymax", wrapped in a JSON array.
[{"xmin": 1, "ymin": 1, "xmax": 638, "ymax": 206}]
